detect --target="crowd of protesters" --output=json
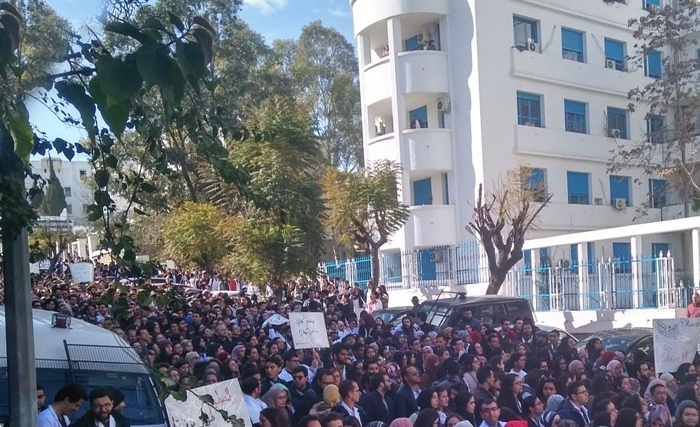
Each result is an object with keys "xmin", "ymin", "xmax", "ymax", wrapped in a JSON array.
[{"xmin": 21, "ymin": 261, "xmax": 700, "ymax": 427}]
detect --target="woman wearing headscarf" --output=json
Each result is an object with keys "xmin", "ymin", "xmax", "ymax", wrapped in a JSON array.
[
  {"xmin": 261, "ymin": 383, "xmax": 294, "ymax": 423},
  {"xmin": 422, "ymin": 354, "xmax": 440, "ymax": 389},
  {"xmin": 538, "ymin": 411, "xmax": 561, "ymax": 427},
  {"xmin": 660, "ymin": 373, "xmax": 678, "ymax": 417},
  {"xmin": 674, "ymin": 400, "xmax": 700, "ymax": 427},
  {"xmin": 310, "ymin": 384, "xmax": 340, "ymax": 418},
  {"xmin": 645, "ymin": 378, "xmax": 672, "ymax": 427},
  {"xmin": 389, "ymin": 418, "xmax": 414, "ymax": 427},
  {"xmin": 608, "ymin": 360, "xmax": 625, "ymax": 378},
  {"xmin": 545, "ymin": 394, "xmax": 565, "ymax": 413}
]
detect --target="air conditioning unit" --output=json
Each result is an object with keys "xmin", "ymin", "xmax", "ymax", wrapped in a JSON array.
[
  {"xmin": 607, "ymin": 128, "xmax": 621, "ymax": 138},
  {"xmin": 614, "ymin": 198, "xmax": 627, "ymax": 210},
  {"xmin": 429, "ymin": 251, "xmax": 444, "ymax": 263},
  {"xmin": 528, "ymin": 38, "xmax": 539, "ymax": 53},
  {"xmin": 437, "ymin": 97, "xmax": 451, "ymax": 113},
  {"xmin": 605, "ymin": 59, "xmax": 616, "ymax": 69}
]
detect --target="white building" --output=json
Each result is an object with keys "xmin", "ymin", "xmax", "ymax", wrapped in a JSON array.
[
  {"xmin": 27, "ymin": 157, "xmax": 93, "ymax": 225},
  {"xmin": 349, "ymin": 0, "xmax": 692, "ymax": 279}
]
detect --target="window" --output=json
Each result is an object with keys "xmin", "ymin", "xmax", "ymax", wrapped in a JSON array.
[
  {"xmin": 652, "ymin": 242, "xmax": 669, "ymax": 258},
  {"xmin": 562, "ymin": 28, "xmax": 585, "ymax": 62},
  {"xmin": 409, "ymin": 106, "xmax": 428, "ymax": 129},
  {"xmin": 607, "ymin": 107, "xmax": 628, "ymax": 139},
  {"xmin": 65, "ymin": 204, "xmax": 72, "ymax": 215},
  {"xmin": 567, "ymin": 171, "xmax": 590, "ymax": 205},
  {"xmin": 64, "ymin": 187, "xmax": 72, "ymax": 197},
  {"xmin": 573, "ymin": 243, "xmax": 596, "ymax": 273},
  {"xmin": 565, "ymin": 100, "xmax": 587, "ymax": 134},
  {"xmin": 405, "ymin": 35, "xmax": 422, "ymax": 52},
  {"xmin": 647, "ymin": 115, "xmax": 664, "ymax": 144},
  {"xmin": 513, "ymin": 16, "xmax": 539, "ymax": 46},
  {"xmin": 649, "ymin": 178, "xmax": 666, "ymax": 208},
  {"xmin": 644, "ymin": 0, "xmax": 661, "ymax": 7},
  {"xmin": 517, "ymin": 92, "xmax": 542, "ymax": 127},
  {"xmin": 523, "ymin": 168, "xmax": 547, "ymax": 202},
  {"xmin": 605, "ymin": 38, "xmax": 626, "ymax": 71},
  {"xmin": 610, "ymin": 175, "xmax": 631, "ymax": 206},
  {"xmin": 441, "ymin": 173, "xmax": 449, "ymax": 204},
  {"xmin": 645, "ymin": 51, "xmax": 662, "ymax": 78},
  {"xmin": 539, "ymin": 247, "xmax": 550, "ymax": 267},
  {"xmin": 413, "ymin": 178, "xmax": 432, "ymax": 206},
  {"xmin": 613, "ymin": 242, "xmax": 632, "ymax": 274},
  {"xmin": 79, "ymin": 170, "xmax": 86, "ymax": 178}
]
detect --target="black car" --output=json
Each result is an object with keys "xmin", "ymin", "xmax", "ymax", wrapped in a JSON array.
[
  {"xmin": 575, "ymin": 328, "xmax": 653, "ymax": 362},
  {"xmin": 386, "ymin": 293, "xmax": 535, "ymax": 331},
  {"xmin": 373, "ymin": 306, "xmax": 415, "ymax": 326}
]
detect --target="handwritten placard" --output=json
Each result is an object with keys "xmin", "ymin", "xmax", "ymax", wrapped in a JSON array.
[
  {"xmin": 289, "ymin": 312, "xmax": 330, "ymax": 349},
  {"xmin": 29, "ymin": 263, "xmax": 40, "ymax": 274},
  {"xmin": 653, "ymin": 318, "xmax": 700, "ymax": 373},
  {"xmin": 69, "ymin": 262, "xmax": 94, "ymax": 283},
  {"xmin": 165, "ymin": 379, "xmax": 252, "ymax": 427}
]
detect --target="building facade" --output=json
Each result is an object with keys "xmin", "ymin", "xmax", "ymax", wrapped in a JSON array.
[
  {"xmin": 27, "ymin": 157, "xmax": 93, "ymax": 225},
  {"xmin": 350, "ymin": 0, "xmax": 689, "ymax": 276}
]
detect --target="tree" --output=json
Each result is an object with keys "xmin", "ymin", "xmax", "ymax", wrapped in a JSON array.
[
  {"xmin": 609, "ymin": 2, "xmax": 700, "ymax": 276},
  {"xmin": 468, "ymin": 166, "xmax": 552, "ymax": 295},
  {"xmin": 161, "ymin": 202, "xmax": 227, "ymax": 271},
  {"xmin": 28, "ymin": 223, "xmax": 79, "ymax": 271},
  {"xmin": 276, "ymin": 21, "xmax": 362, "ymax": 171},
  {"xmin": 38, "ymin": 158, "xmax": 66, "ymax": 216},
  {"xmin": 322, "ymin": 160, "xmax": 410, "ymax": 284}
]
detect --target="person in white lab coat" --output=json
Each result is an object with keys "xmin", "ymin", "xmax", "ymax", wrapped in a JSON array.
[{"xmin": 38, "ymin": 383, "xmax": 88, "ymax": 427}]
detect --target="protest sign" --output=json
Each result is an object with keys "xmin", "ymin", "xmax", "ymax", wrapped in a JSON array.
[
  {"xmin": 69, "ymin": 262, "xmax": 94, "ymax": 283},
  {"xmin": 653, "ymin": 318, "xmax": 700, "ymax": 373},
  {"xmin": 289, "ymin": 312, "xmax": 330, "ymax": 349},
  {"xmin": 165, "ymin": 379, "xmax": 252, "ymax": 427},
  {"xmin": 29, "ymin": 263, "xmax": 40, "ymax": 274}
]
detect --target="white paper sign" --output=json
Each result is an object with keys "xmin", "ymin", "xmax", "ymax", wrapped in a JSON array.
[
  {"xmin": 653, "ymin": 318, "xmax": 700, "ymax": 372},
  {"xmin": 289, "ymin": 312, "xmax": 330, "ymax": 349},
  {"xmin": 69, "ymin": 262, "xmax": 94, "ymax": 283},
  {"xmin": 165, "ymin": 379, "xmax": 252, "ymax": 427},
  {"xmin": 29, "ymin": 263, "xmax": 40, "ymax": 274}
]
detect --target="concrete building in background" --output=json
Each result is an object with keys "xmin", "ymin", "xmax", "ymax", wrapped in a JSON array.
[
  {"xmin": 349, "ymin": 0, "xmax": 688, "ymax": 274},
  {"xmin": 27, "ymin": 157, "xmax": 93, "ymax": 225}
]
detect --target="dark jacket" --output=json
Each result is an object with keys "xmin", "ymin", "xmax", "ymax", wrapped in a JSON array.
[
  {"xmin": 69, "ymin": 411, "xmax": 131, "ymax": 427},
  {"xmin": 331, "ymin": 402, "xmax": 367, "ymax": 425},
  {"xmin": 556, "ymin": 399, "xmax": 588, "ymax": 427},
  {"xmin": 394, "ymin": 385, "xmax": 419, "ymax": 418},
  {"xmin": 289, "ymin": 383, "xmax": 317, "ymax": 423},
  {"xmin": 359, "ymin": 390, "xmax": 394, "ymax": 425}
]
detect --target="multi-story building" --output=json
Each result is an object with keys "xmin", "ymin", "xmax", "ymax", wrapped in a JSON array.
[
  {"xmin": 27, "ymin": 157, "xmax": 93, "ymax": 225},
  {"xmin": 349, "ymin": 0, "xmax": 690, "ymax": 277}
]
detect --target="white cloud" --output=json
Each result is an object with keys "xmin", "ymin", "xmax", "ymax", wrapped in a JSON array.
[
  {"xmin": 328, "ymin": 7, "xmax": 351, "ymax": 18},
  {"xmin": 244, "ymin": 0, "xmax": 288, "ymax": 14}
]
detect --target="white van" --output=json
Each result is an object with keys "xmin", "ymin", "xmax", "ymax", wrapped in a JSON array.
[{"xmin": 0, "ymin": 308, "xmax": 168, "ymax": 427}]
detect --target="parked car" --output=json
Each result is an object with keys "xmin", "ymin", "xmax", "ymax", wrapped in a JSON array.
[
  {"xmin": 575, "ymin": 327, "xmax": 653, "ymax": 362},
  {"xmin": 386, "ymin": 293, "xmax": 536, "ymax": 331},
  {"xmin": 373, "ymin": 306, "xmax": 415, "ymax": 325}
]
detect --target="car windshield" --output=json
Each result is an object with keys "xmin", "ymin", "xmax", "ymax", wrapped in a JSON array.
[
  {"xmin": 577, "ymin": 335, "xmax": 638, "ymax": 352},
  {"xmin": 422, "ymin": 303, "xmax": 451, "ymax": 328}
]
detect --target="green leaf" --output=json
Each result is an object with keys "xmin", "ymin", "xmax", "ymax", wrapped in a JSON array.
[
  {"xmin": 6, "ymin": 114, "xmax": 33, "ymax": 165},
  {"xmin": 55, "ymin": 81, "xmax": 96, "ymax": 142},
  {"xmin": 198, "ymin": 394, "xmax": 214, "ymax": 404},
  {"xmin": 176, "ymin": 41, "xmax": 207, "ymax": 80},
  {"xmin": 192, "ymin": 17, "xmax": 216, "ymax": 35},
  {"xmin": 104, "ymin": 21, "xmax": 152, "ymax": 45},
  {"xmin": 168, "ymin": 12, "xmax": 185, "ymax": 32},
  {"xmin": 0, "ymin": 14, "xmax": 20, "ymax": 51},
  {"xmin": 94, "ymin": 55, "xmax": 143, "ymax": 101},
  {"xmin": 192, "ymin": 28, "xmax": 213, "ymax": 66},
  {"xmin": 105, "ymin": 154, "xmax": 118, "ymax": 169},
  {"xmin": 88, "ymin": 78, "xmax": 130, "ymax": 138},
  {"xmin": 141, "ymin": 182, "xmax": 156, "ymax": 193},
  {"xmin": 134, "ymin": 43, "xmax": 169, "ymax": 88},
  {"xmin": 172, "ymin": 391, "xmax": 187, "ymax": 402},
  {"xmin": 143, "ymin": 17, "xmax": 167, "ymax": 33},
  {"xmin": 188, "ymin": 375, "xmax": 199, "ymax": 388},
  {"xmin": 86, "ymin": 205, "xmax": 102, "ymax": 222},
  {"xmin": 94, "ymin": 169, "xmax": 109, "ymax": 188}
]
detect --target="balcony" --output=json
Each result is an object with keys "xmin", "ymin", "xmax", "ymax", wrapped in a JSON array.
[
  {"xmin": 409, "ymin": 204, "xmax": 457, "ymax": 247},
  {"xmin": 363, "ymin": 57, "xmax": 392, "ymax": 106},
  {"xmin": 511, "ymin": 50, "xmax": 652, "ymax": 97},
  {"xmin": 351, "ymin": 0, "xmax": 450, "ymax": 37},
  {"xmin": 398, "ymin": 51, "xmax": 449, "ymax": 95},
  {"xmin": 403, "ymin": 128, "xmax": 453, "ymax": 172},
  {"xmin": 366, "ymin": 133, "xmax": 398, "ymax": 163},
  {"xmin": 518, "ymin": 0, "xmax": 643, "ymax": 29}
]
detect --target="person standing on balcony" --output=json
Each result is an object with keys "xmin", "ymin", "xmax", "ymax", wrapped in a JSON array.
[{"xmin": 687, "ymin": 293, "xmax": 700, "ymax": 318}]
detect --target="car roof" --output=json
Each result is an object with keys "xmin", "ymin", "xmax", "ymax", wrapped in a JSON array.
[
  {"xmin": 374, "ymin": 306, "xmax": 414, "ymax": 314},
  {"xmin": 420, "ymin": 295, "xmax": 530, "ymax": 307},
  {"xmin": 583, "ymin": 328, "xmax": 652, "ymax": 338}
]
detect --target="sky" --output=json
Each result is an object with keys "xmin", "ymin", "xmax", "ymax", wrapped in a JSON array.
[{"xmin": 30, "ymin": 0, "xmax": 355, "ymax": 147}]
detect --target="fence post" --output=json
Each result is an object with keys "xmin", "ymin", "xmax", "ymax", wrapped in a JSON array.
[
  {"xmin": 693, "ymin": 229, "xmax": 700, "ymax": 288},
  {"xmin": 577, "ymin": 242, "xmax": 586, "ymax": 310},
  {"xmin": 530, "ymin": 249, "xmax": 538, "ymax": 311},
  {"xmin": 630, "ymin": 236, "xmax": 641, "ymax": 309}
]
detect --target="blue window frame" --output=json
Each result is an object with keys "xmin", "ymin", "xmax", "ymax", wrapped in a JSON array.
[
  {"xmin": 524, "ymin": 250, "xmax": 532, "ymax": 271},
  {"xmin": 565, "ymin": 100, "xmax": 587, "ymax": 134},
  {"xmin": 647, "ymin": 115, "xmax": 664, "ymax": 144},
  {"xmin": 405, "ymin": 35, "xmax": 422, "ymax": 52},
  {"xmin": 562, "ymin": 28, "xmax": 584, "ymax": 62},
  {"xmin": 651, "ymin": 242, "xmax": 670, "ymax": 272},
  {"xmin": 539, "ymin": 247, "xmax": 550, "ymax": 267},
  {"xmin": 613, "ymin": 242, "xmax": 632, "ymax": 274},
  {"xmin": 513, "ymin": 16, "xmax": 539, "ymax": 46},
  {"xmin": 413, "ymin": 178, "xmax": 432, "ymax": 206},
  {"xmin": 610, "ymin": 175, "xmax": 631, "ymax": 206},
  {"xmin": 649, "ymin": 178, "xmax": 666, "ymax": 208},
  {"xmin": 572, "ymin": 243, "xmax": 596, "ymax": 274},
  {"xmin": 605, "ymin": 38, "xmax": 626, "ymax": 71},
  {"xmin": 644, "ymin": 0, "xmax": 661, "ymax": 6},
  {"xmin": 409, "ymin": 106, "xmax": 428, "ymax": 129},
  {"xmin": 607, "ymin": 107, "xmax": 628, "ymax": 139},
  {"xmin": 567, "ymin": 171, "xmax": 590, "ymax": 205},
  {"xmin": 517, "ymin": 92, "xmax": 542, "ymax": 127},
  {"xmin": 645, "ymin": 51, "xmax": 662, "ymax": 78},
  {"xmin": 524, "ymin": 168, "xmax": 547, "ymax": 201}
]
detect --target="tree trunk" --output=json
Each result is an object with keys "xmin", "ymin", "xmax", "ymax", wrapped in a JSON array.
[
  {"xmin": 485, "ymin": 270, "xmax": 507, "ymax": 295},
  {"xmin": 370, "ymin": 247, "xmax": 380, "ymax": 290}
]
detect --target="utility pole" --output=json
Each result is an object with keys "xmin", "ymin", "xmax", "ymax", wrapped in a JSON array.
[{"xmin": 0, "ymin": 125, "xmax": 37, "ymax": 427}]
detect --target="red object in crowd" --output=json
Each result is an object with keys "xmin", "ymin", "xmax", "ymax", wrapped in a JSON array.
[{"xmin": 228, "ymin": 280, "xmax": 237, "ymax": 291}]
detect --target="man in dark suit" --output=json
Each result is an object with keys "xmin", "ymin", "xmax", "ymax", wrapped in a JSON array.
[
  {"xmin": 556, "ymin": 381, "xmax": 590, "ymax": 427},
  {"xmin": 394, "ymin": 365, "xmax": 421, "ymax": 418},
  {"xmin": 331, "ymin": 380, "xmax": 367, "ymax": 425},
  {"xmin": 359, "ymin": 373, "xmax": 394, "ymax": 424}
]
